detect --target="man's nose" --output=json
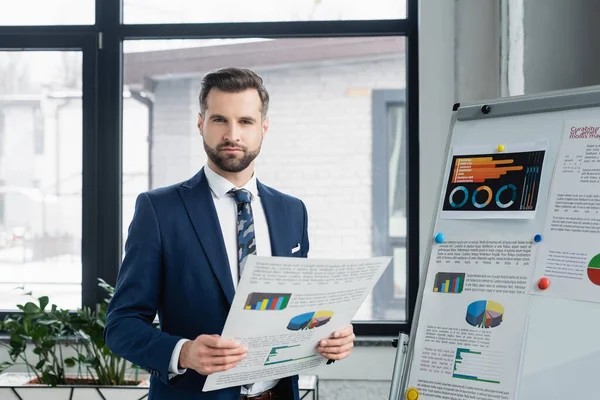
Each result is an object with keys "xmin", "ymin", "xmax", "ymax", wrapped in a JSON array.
[{"xmin": 225, "ymin": 122, "xmax": 242, "ymax": 142}]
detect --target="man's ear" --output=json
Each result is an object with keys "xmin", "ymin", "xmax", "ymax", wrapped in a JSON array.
[
  {"xmin": 197, "ymin": 112, "xmax": 204, "ymax": 136},
  {"xmin": 198, "ymin": 113, "xmax": 204, "ymax": 136},
  {"xmin": 262, "ymin": 115, "xmax": 270, "ymax": 138}
]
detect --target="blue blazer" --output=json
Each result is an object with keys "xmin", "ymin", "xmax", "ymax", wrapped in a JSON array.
[{"xmin": 105, "ymin": 168, "xmax": 309, "ymax": 400}]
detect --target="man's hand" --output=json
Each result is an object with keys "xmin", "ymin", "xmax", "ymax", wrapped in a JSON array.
[
  {"xmin": 316, "ymin": 324, "xmax": 355, "ymax": 361},
  {"xmin": 179, "ymin": 334, "xmax": 247, "ymax": 375}
]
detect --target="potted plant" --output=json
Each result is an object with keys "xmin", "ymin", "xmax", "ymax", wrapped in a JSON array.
[{"xmin": 0, "ymin": 280, "xmax": 150, "ymax": 398}]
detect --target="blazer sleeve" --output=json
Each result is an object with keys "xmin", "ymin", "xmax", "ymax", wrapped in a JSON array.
[
  {"xmin": 104, "ymin": 192, "xmax": 184, "ymax": 385},
  {"xmin": 300, "ymin": 199, "xmax": 310, "ymax": 258}
]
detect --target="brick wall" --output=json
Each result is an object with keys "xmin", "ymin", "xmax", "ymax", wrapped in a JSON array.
[
  {"xmin": 151, "ymin": 78, "xmax": 202, "ymax": 188},
  {"xmin": 151, "ymin": 56, "xmax": 405, "ymax": 259}
]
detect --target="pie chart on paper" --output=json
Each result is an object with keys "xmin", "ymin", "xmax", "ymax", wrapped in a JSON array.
[
  {"xmin": 287, "ymin": 311, "xmax": 334, "ymax": 331},
  {"xmin": 587, "ymin": 254, "xmax": 600, "ymax": 286},
  {"xmin": 466, "ymin": 300, "xmax": 504, "ymax": 328}
]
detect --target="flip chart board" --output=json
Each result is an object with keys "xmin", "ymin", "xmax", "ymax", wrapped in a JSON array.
[{"xmin": 399, "ymin": 85, "xmax": 600, "ymax": 400}]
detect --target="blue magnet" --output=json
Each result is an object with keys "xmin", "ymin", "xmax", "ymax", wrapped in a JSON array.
[
  {"xmin": 435, "ymin": 233, "xmax": 445, "ymax": 244},
  {"xmin": 534, "ymin": 234, "xmax": 542, "ymax": 243}
]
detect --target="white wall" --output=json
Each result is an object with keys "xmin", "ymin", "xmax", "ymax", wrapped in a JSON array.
[
  {"xmin": 521, "ymin": 0, "xmax": 600, "ymax": 94},
  {"xmin": 419, "ymin": 0, "xmax": 502, "ymax": 268}
]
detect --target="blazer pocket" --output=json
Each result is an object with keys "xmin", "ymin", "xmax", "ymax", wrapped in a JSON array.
[{"xmin": 291, "ymin": 243, "xmax": 301, "ymax": 255}]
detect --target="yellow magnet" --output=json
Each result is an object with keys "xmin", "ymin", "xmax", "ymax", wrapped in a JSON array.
[
  {"xmin": 497, "ymin": 144, "xmax": 505, "ymax": 152},
  {"xmin": 406, "ymin": 387, "xmax": 419, "ymax": 400}
]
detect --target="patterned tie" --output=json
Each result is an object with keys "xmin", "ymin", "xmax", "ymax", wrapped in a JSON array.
[{"xmin": 228, "ymin": 188, "xmax": 256, "ymax": 280}]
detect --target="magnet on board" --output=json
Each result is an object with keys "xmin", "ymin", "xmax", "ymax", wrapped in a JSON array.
[
  {"xmin": 538, "ymin": 277, "xmax": 550, "ymax": 290},
  {"xmin": 497, "ymin": 144, "xmax": 505, "ymax": 152},
  {"xmin": 406, "ymin": 387, "xmax": 419, "ymax": 400},
  {"xmin": 534, "ymin": 234, "xmax": 542, "ymax": 243},
  {"xmin": 434, "ymin": 232, "xmax": 444, "ymax": 244}
]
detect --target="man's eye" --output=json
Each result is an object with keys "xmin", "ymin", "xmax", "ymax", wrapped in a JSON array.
[{"xmin": 241, "ymin": 120, "xmax": 252, "ymax": 125}]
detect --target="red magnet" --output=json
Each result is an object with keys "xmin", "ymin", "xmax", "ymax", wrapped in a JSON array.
[{"xmin": 537, "ymin": 277, "xmax": 550, "ymax": 290}]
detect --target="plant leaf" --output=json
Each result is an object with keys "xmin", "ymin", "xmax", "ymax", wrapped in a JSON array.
[
  {"xmin": 38, "ymin": 296, "xmax": 49, "ymax": 310},
  {"xmin": 64, "ymin": 358, "xmax": 77, "ymax": 368},
  {"xmin": 22, "ymin": 302, "xmax": 40, "ymax": 314}
]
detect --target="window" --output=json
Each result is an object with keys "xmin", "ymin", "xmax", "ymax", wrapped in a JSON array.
[
  {"xmin": 0, "ymin": 0, "xmax": 418, "ymax": 336},
  {"xmin": 0, "ymin": 110, "xmax": 4, "ymax": 156},
  {"xmin": 0, "ymin": 179, "xmax": 5, "ymax": 226},
  {"xmin": 122, "ymin": 37, "xmax": 408, "ymax": 322},
  {"xmin": 0, "ymin": 51, "xmax": 83, "ymax": 310},
  {"xmin": 124, "ymin": 0, "xmax": 406, "ymax": 24},
  {"xmin": 0, "ymin": 0, "xmax": 95, "ymax": 26},
  {"xmin": 33, "ymin": 107, "xmax": 44, "ymax": 155},
  {"xmin": 372, "ymin": 90, "xmax": 407, "ymax": 320}
]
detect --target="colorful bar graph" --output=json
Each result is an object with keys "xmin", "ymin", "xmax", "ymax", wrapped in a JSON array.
[
  {"xmin": 433, "ymin": 273, "xmax": 465, "ymax": 294},
  {"xmin": 269, "ymin": 297, "xmax": 278, "ymax": 310},
  {"xmin": 452, "ymin": 348, "xmax": 503, "ymax": 384},
  {"xmin": 244, "ymin": 292, "xmax": 292, "ymax": 311},
  {"xmin": 452, "ymin": 157, "xmax": 523, "ymax": 184}
]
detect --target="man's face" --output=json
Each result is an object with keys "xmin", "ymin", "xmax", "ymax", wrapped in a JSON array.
[{"xmin": 198, "ymin": 88, "xmax": 268, "ymax": 174}]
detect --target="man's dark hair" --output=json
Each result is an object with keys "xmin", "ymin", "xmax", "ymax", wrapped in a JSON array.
[{"xmin": 199, "ymin": 67, "xmax": 270, "ymax": 119}]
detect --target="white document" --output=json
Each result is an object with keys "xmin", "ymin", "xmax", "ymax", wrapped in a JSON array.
[
  {"xmin": 202, "ymin": 255, "xmax": 391, "ymax": 392},
  {"xmin": 406, "ymin": 234, "xmax": 535, "ymax": 400},
  {"xmin": 533, "ymin": 120, "xmax": 600, "ymax": 303},
  {"xmin": 440, "ymin": 142, "xmax": 548, "ymax": 220}
]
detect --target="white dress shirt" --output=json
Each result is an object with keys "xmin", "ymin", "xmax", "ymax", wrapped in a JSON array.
[{"xmin": 168, "ymin": 164, "xmax": 278, "ymax": 395}]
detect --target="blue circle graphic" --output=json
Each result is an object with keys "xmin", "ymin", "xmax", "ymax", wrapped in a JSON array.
[
  {"xmin": 449, "ymin": 186, "xmax": 468, "ymax": 208},
  {"xmin": 496, "ymin": 184, "xmax": 517, "ymax": 209}
]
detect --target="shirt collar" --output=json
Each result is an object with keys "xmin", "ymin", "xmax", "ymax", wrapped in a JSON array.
[{"xmin": 204, "ymin": 164, "xmax": 259, "ymax": 200}]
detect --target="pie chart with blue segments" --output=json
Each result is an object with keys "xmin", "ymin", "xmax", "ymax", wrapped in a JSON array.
[
  {"xmin": 287, "ymin": 311, "xmax": 334, "ymax": 331},
  {"xmin": 466, "ymin": 300, "xmax": 504, "ymax": 328}
]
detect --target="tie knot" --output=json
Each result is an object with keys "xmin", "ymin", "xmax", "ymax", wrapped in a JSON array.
[{"xmin": 228, "ymin": 188, "xmax": 252, "ymax": 205}]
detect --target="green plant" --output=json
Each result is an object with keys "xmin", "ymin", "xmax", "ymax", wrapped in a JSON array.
[
  {"xmin": 0, "ymin": 295, "xmax": 77, "ymax": 386},
  {"xmin": 0, "ymin": 279, "xmax": 138, "ymax": 387},
  {"xmin": 67, "ymin": 279, "xmax": 137, "ymax": 385}
]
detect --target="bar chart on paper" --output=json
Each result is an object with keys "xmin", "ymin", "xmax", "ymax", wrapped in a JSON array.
[
  {"xmin": 264, "ymin": 345, "xmax": 317, "ymax": 366},
  {"xmin": 433, "ymin": 272, "xmax": 466, "ymax": 293},
  {"xmin": 452, "ymin": 348, "xmax": 504, "ymax": 384},
  {"xmin": 442, "ymin": 150, "xmax": 545, "ymax": 212},
  {"xmin": 244, "ymin": 292, "xmax": 291, "ymax": 310}
]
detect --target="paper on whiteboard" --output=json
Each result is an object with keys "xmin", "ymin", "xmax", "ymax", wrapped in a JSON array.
[
  {"xmin": 405, "ymin": 234, "xmax": 535, "ymax": 400},
  {"xmin": 440, "ymin": 142, "xmax": 548, "ymax": 220},
  {"xmin": 532, "ymin": 120, "xmax": 600, "ymax": 303},
  {"xmin": 202, "ymin": 255, "xmax": 391, "ymax": 392}
]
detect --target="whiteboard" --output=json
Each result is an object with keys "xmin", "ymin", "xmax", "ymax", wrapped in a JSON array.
[{"xmin": 401, "ymin": 85, "xmax": 600, "ymax": 400}]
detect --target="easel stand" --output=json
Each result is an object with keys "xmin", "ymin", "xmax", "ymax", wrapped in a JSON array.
[{"xmin": 388, "ymin": 332, "xmax": 410, "ymax": 400}]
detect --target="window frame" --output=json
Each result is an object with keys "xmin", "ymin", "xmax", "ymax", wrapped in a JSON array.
[
  {"xmin": 0, "ymin": 0, "xmax": 419, "ymax": 337},
  {"xmin": 0, "ymin": 32, "xmax": 99, "ymax": 319}
]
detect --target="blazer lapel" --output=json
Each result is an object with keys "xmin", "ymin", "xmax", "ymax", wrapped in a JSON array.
[
  {"xmin": 178, "ymin": 168, "xmax": 235, "ymax": 305},
  {"xmin": 258, "ymin": 181, "xmax": 288, "ymax": 257}
]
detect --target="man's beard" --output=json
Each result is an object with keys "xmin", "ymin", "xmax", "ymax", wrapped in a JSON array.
[{"xmin": 204, "ymin": 141, "xmax": 261, "ymax": 173}]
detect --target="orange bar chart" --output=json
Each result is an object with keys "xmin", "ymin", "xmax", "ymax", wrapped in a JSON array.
[{"xmin": 452, "ymin": 157, "xmax": 523, "ymax": 183}]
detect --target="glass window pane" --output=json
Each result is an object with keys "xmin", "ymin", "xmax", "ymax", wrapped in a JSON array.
[
  {"xmin": 393, "ymin": 247, "xmax": 406, "ymax": 300},
  {"xmin": 123, "ymin": 37, "xmax": 406, "ymax": 322},
  {"xmin": 0, "ymin": 0, "xmax": 94, "ymax": 25},
  {"xmin": 389, "ymin": 104, "xmax": 406, "ymax": 237},
  {"xmin": 124, "ymin": 0, "xmax": 406, "ymax": 24},
  {"xmin": 0, "ymin": 51, "xmax": 82, "ymax": 310}
]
